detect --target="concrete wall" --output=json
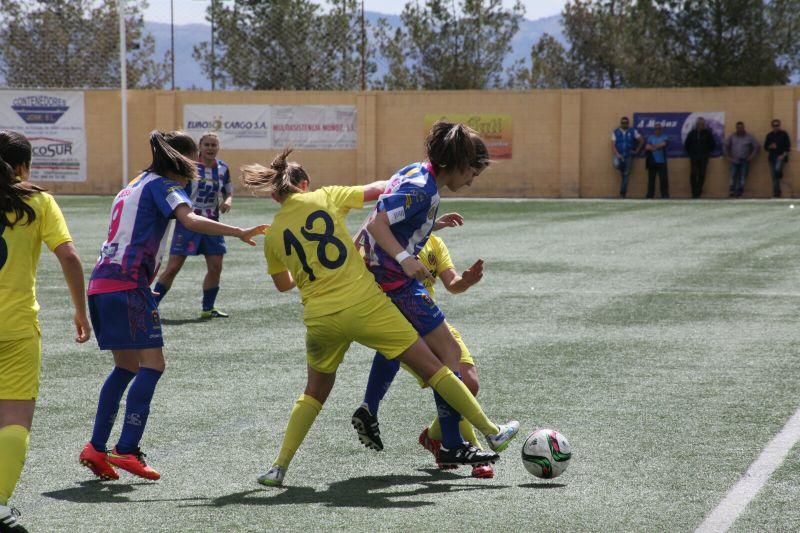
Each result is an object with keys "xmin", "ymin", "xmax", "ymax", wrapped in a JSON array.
[{"xmin": 33, "ymin": 86, "xmax": 800, "ymax": 198}]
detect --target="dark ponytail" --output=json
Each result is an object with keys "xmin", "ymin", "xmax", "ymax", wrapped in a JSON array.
[
  {"xmin": 0, "ymin": 130, "xmax": 44, "ymax": 227},
  {"xmin": 240, "ymin": 147, "xmax": 310, "ymax": 198},
  {"xmin": 425, "ymin": 121, "xmax": 478, "ymax": 174},
  {"xmin": 146, "ymin": 130, "xmax": 198, "ymax": 181},
  {"xmin": 163, "ymin": 130, "xmax": 198, "ymax": 159}
]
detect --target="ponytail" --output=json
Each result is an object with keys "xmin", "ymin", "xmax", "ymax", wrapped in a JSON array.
[
  {"xmin": 163, "ymin": 130, "xmax": 198, "ymax": 159},
  {"xmin": 425, "ymin": 121, "xmax": 478, "ymax": 174},
  {"xmin": 241, "ymin": 148, "xmax": 310, "ymax": 198},
  {"xmin": 146, "ymin": 130, "xmax": 198, "ymax": 181},
  {"xmin": 0, "ymin": 130, "xmax": 44, "ymax": 228}
]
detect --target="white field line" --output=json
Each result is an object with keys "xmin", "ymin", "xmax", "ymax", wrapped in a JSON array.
[{"xmin": 695, "ymin": 405, "xmax": 800, "ymax": 533}]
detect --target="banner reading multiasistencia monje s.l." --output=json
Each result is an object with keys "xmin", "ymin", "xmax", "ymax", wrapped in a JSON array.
[{"xmin": 0, "ymin": 90, "xmax": 87, "ymax": 182}]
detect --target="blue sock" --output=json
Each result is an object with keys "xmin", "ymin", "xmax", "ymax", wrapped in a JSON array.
[
  {"xmin": 115, "ymin": 367, "xmax": 162, "ymax": 454},
  {"xmin": 362, "ymin": 352, "xmax": 400, "ymax": 416},
  {"xmin": 202, "ymin": 286, "xmax": 219, "ymax": 311},
  {"xmin": 153, "ymin": 282, "xmax": 169, "ymax": 304},
  {"xmin": 90, "ymin": 367, "xmax": 136, "ymax": 452},
  {"xmin": 434, "ymin": 371, "xmax": 464, "ymax": 450}
]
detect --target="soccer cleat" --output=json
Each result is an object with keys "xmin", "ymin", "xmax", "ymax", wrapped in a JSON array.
[
  {"xmin": 106, "ymin": 447, "xmax": 161, "ymax": 480},
  {"xmin": 351, "ymin": 406, "xmax": 383, "ymax": 451},
  {"xmin": 418, "ymin": 427, "xmax": 456, "ymax": 470},
  {"xmin": 79, "ymin": 442, "xmax": 119, "ymax": 481},
  {"xmin": 471, "ymin": 464, "xmax": 495, "ymax": 479},
  {"xmin": 257, "ymin": 465, "xmax": 286, "ymax": 487},
  {"xmin": 438, "ymin": 443, "xmax": 499, "ymax": 466},
  {"xmin": 200, "ymin": 308, "xmax": 229, "ymax": 318},
  {"xmin": 0, "ymin": 505, "xmax": 28, "ymax": 533},
  {"xmin": 485, "ymin": 420, "xmax": 520, "ymax": 452}
]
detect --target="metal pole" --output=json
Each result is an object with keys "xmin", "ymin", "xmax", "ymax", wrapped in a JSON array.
[
  {"xmin": 119, "ymin": 0, "xmax": 128, "ymax": 187},
  {"xmin": 170, "ymin": 0, "xmax": 175, "ymax": 90},
  {"xmin": 210, "ymin": 0, "xmax": 216, "ymax": 91},
  {"xmin": 360, "ymin": 0, "xmax": 366, "ymax": 91}
]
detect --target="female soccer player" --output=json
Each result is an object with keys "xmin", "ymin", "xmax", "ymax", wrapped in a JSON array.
[
  {"xmin": 153, "ymin": 132, "xmax": 233, "ymax": 318},
  {"xmin": 350, "ymin": 122, "xmax": 516, "ymax": 466},
  {"xmin": 78, "ymin": 131, "xmax": 266, "ymax": 482},
  {"xmin": 241, "ymin": 148, "xmax": 518, "ymax": 487},
  {"xmin": 0, "ymin": 130, "xmax": 91, "ymax": 532}
]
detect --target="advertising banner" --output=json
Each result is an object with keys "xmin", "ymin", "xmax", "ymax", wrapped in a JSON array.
[
  {"xmin": 0, "ymin": 91, "xmax": 87, "ymax": 182},
  {"xmin": 271, "ymin": 106, "xmax": 357, "ymax": 150},
  {"xmin": 184, "ymin": 105, "xmax": 272, "ymax": 150},
  {"xmin": 633, "ymin": 112, "xmax": 725, "ymax": 158},
  {"xmin": 424, "ymin": 114, "xmax": 512, "ymax": 159}
]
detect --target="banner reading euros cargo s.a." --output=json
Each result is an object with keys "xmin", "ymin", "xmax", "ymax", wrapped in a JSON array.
[
  {"xmin": 424, "ymin": 114, "xmax": 512, "ymax": 159},
  {"xmin": 0, "ymin": 90, "xmax": 87, "ymax": 182}
]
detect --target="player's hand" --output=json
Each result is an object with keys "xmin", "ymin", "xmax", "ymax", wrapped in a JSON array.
[
  {"xmin": 238, "ymin": 224, "xmax": 270, "ymax": 246},
  {"xmin": 74, "ymin": 312, "xmax": 92, "ymax": 343},
  {"xmin": 433, "ymin": 213, "xmax": 464, "ymax": 231},
  {"xmin": 221, "ymin": 198, "xmax": 232, "ymax": 214},
  {"xmin": 461, "ymin": 259, "xmax": 484, "ymax": 287},
  {"xmin": 401, "ymin": 256, "xmax": 434, "ymax": 282}
]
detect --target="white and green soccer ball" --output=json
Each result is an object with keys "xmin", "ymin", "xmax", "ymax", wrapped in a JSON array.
[{"xmin": 521, "ymin": 428, "xmax": 572, "ymax": 479}]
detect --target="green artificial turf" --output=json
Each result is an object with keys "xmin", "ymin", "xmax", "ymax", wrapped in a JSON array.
[{"xmin": 12, "ymin": 197, "xmax": 800, "ymax": 532}]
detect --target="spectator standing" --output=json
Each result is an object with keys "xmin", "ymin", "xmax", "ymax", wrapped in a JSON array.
[
  {"xmin": 764, "ymin": 119, "xmax": 791, "ymax": 197},
  {"xmin": 645, "ymin": 122, "xmax": 670, "ymax": 199},
  {"xmin": 611, "ymin": 116, "xmax": 643, "ymax": 198},
  {"xmin": 684, "ymin": 117, "xmax": 717, "ymax": 198},
  {"xmin": 724, "ymin": 122, "xmax": 759, "ymax": 197}
]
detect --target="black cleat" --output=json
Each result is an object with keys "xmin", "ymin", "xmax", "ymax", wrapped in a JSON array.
[
  {"xmin": 0, "ymin": 506, "xmax": 28, "ymax": 533},
  {"xmin": 351, "ymin": 406, "xmax": 383, "ymax": 451},
  {"xmin": 438, "ymin": 443, "xmax": 499, "ymax": 466}
]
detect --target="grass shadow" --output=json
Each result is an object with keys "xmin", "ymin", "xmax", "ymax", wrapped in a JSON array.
[
  {"xmin": 518, "ymin": 482, "xmax": 567, "ymax": 489},
  {"xmin": 160, "ymin": 318, "xmax": 207, "ymax": 326},
  {"xmin": 190, "ymin": 469, "xmax": 510, "ymax": 510},
  {"xmin": 42, "ymin": 480, "xmax": 206, "ymax": 504}
]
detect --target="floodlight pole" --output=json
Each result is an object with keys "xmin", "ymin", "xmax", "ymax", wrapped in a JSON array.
[{"xmin": 119, "ymin": 0, "xmax": 129, "ymax": 187}]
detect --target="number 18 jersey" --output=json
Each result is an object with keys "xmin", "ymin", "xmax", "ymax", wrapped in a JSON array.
[{"xmin": 264, "ymin": 186, "xmax": 382, "ymax": 319}]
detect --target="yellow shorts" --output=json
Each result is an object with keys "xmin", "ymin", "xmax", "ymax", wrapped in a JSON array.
[
  {"xmin": 0, "ymin": 333, "xmax": 42, "ymax": 400},
  {"xmin": 402, "ymin": 323, "xmax": 474, "ymax": 388},
  {"xmin": 304, "ymin": 292, "xmax": 419, "ymax": 374}
]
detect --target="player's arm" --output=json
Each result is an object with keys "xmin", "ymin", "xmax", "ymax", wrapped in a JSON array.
[
  {"xmin": 174, "ymin": 204, "xmax": 267, "ymax": 245},
  {"xmin": 366, "ymin": 211, "xmax": 432, "ymax": 282},
  {"xmin": 52, "ymin": 242, "xmax": 91, "ymax": 343},
  {"xmin": 271, "ymin": 271, "xmax": 296, "ymax": 292},
  {"xmin": 221, "ymin": 170, "xmax": 233, "ymax": 213},
  {"xmin": 440, "ymin": 259, "xmax": 484, "ymax": 294},
  {"xmin": 362, "ymin": 180, "xmax": 388, "ymax": 202}
]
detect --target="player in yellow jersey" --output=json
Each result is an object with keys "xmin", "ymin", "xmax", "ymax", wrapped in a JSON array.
[
  {"xmin": 0, "ymin": 131, "xmax": 91, "ymax": 533},
  {"xmin": 414, "ymin": 234, "xmax": 494, "ymax": 477},
  {"xmin": 241, "ymin": 148, "xmax": 519, "ymax": 487}
]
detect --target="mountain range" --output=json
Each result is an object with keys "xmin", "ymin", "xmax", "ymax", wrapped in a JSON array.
[{"xmin": 145, "ymin": 12, "xmax": 564, "ymax": 90}]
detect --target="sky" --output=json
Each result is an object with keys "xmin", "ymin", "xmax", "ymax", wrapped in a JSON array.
[{"xmin": 144, "ymin": 0, "xmax": 567, "ymax": 25}]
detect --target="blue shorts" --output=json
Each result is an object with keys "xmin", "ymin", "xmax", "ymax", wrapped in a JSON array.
[
  {"xmin": 169, "ymin": 220, "xmax": 226, "ymax": 256},
  {"xmin": 88, "ymin": 288, "xmax": 164, "ymax": 350},
  {"xmin": 386, "ymin": 280, "xmax": 446, "ymax": 337}
]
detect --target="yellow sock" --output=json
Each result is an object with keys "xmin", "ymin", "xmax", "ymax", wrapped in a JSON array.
[
  {"xmin": 428, "ymin": 417, "xmax": 480, "ymax": 447},
  {"xmin": 274, "ymin": 394, "xmax": 322, "ymax": 469},
  {"xmin": 0, "ymin": 425, "xmax": 29, "ymax": 505},
  {"xmin": 428, "ymin": 367, "xmax": 499, "ymax": 436}
]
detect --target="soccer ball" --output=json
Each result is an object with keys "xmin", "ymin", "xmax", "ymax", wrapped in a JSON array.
[{"xmin": 521, "ymin": 428, "xmax": 572, "ymax": 479}]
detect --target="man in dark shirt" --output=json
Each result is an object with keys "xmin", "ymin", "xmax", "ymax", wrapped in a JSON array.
[
  {"xmin": 764, "ymin": 119, "xmax": 791, "ymax": 197},
  {"xmin": 684, "ymin": 117, "xmax": 717, "ymax": 198}
]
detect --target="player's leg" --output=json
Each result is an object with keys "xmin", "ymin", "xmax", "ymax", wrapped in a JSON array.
[
  {"xmin": 258, "ymin": 315, "xmax": 348, "ymax": 487},
  {"xmin": 153, "ymin": 254, "xmax": 187, "ymax": 305},
  {"xmin": 199, "ymin": 253, "xmax": 227, "ymax": 318}
]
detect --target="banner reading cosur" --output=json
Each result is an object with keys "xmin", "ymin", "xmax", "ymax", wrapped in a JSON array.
[
  {"xmin": 424, "ymin": 114, "xmax": 513, "ymax": 159},
  {"xmin": 0, "ymin": 90, "xmax": 87, "ymax": 182},
  {"xmin": 633, "ymin": 112, "xmax": 725, "ymax": 158}
]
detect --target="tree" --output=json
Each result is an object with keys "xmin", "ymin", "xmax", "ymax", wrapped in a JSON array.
[
  {"xmin": 192, "ymin": 0, "xmax": 375, "ymax": 90},
  {"xmin": 375, "ymin": 0, "xmax": 525, "ymax": 90},
  {"xmin": 0, "ymin": 0, "xmax": 169, "ymax": 89},
  {"xmin": 506, "ymin": 33, "xmax": 570, "ymax": 88}
]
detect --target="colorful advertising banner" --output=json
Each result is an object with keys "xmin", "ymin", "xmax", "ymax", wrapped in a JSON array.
[
  {"xmin": 184, "ymin": 105, "xmax": 272, "ymax": 150},
  {"xmin": 0, "ymin": 90, "xmax": 87, "ymax": 182},
  {"xmin": 633, "ymin": 112, "xmax": 725, "ymax": 158},
  {"xmin": 424, "ymin": 114, "xmax": 513, "ymax": 159},
  {"xmin": 271, "ymin": 105, "xmax": 357, "ymax": 150}
]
